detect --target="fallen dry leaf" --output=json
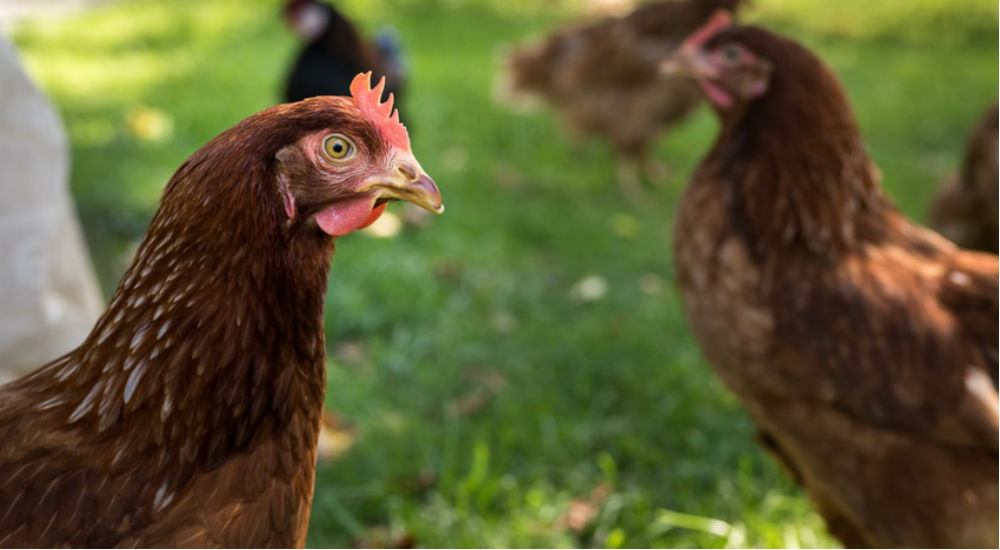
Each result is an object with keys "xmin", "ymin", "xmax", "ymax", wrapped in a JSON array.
[
  {"xmin": 560, "ymin": 482, "xmax": 612, "ymax": 533},
  {"xmin": 316, "ymin": 410, "xmax": 357, "ymax": 464},
  {"xmin": 564, "ymin": 499, "xmax": 599, "ymax": 533},
  {"xmin": 570, "ymin": 274, "xmax": 608, "ymax": 303}
]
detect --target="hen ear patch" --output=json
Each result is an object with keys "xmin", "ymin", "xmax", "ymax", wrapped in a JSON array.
[
  {"xmin": 277, "ymin": 172, "xmax": 296, "ymax": 219},
  {"xmin": 350, "ymin": 72, "xmax": 410, "ymax": 151}
]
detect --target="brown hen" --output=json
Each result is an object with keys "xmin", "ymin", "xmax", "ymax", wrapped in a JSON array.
[
  {"xmin": 665, "ymin": 13, "xmax": 998, "ymax": 548},
  {"xmin": 929, "ymin": 101, "xmax": 998, "ymax": 253},
  {"xmin": 505, "ymin": 0, "xmax": 745, "ymax": 199},
  {"xmin": 0, "ymin": 73, "xmax": 442, "ymax": 548}
]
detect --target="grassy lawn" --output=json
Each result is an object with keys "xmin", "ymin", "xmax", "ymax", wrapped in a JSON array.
[{"xmin": 11, "ymin": 0, "xmax": 997, "ymax": 547}]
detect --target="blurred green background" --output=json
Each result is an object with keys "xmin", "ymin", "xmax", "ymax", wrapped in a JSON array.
[{"xmin": 8, "ymin": 0, "xmax": 997, "ymax": 547}]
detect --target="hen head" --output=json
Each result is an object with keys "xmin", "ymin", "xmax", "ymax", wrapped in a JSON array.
[
  {"xmin": 660, "ymin": 11, "xmax": 772, "ymax": 111},
  {"xmin": 661, "ymin": 11, "xmax": 859, "ymax": 134},
  {"xmin": 273, "ymin": 72, "xmax": 442, "ymax": 237}
]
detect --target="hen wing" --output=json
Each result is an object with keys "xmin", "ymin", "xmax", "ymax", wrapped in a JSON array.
[
  {"xmin": 0, "ymin": 386, "xmax": 155, "ymax": 547},
  {"xmin": 770, "ymin": 222, "xmax": 998, "ymax": 452}
]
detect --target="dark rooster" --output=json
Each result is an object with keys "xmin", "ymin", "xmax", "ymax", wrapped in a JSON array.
[
  {"xmin": 283, "ymin": 0, "xmax": 406, "ymax": 110},
  {"xmin": 0, "ymin": 73, "xmax": 442, "ymax": 548},
  {"xmin": 505, "ymin": 0, "xmax": 745, "ymax": 199},
  {"xmin": 663, "ymin": 12, "xmax": 998, "ymax": 548},
  {"xmin": 929, "ymin": 101, "xmax": 998, "ymax": 253}
]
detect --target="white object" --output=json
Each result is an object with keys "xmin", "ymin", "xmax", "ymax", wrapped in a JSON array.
[{"xmin": 0, "ymin": 33, "xmax": 102, "ymax": 383}]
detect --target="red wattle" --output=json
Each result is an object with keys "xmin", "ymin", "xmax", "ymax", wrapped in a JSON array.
[
  {"xmin": 314, "ymin": 195, "xmax": 382, "ymax": 237},
  {"xmin": 358, "ymin": 202, "xmax": 387, "ymax": 230},
  {"xmin": 699, "ymin": 79, "xmax": 733, "ymax": 108}
]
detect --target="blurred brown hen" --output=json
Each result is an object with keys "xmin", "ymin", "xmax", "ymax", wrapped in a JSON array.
[
  {"xmin": 929, "ymin": 102, "xmax": 998, "ymax": 253},
  {"xmin": 505, "ymin": 0, "xmax": 745, "ymax": 199},
  {"xmin": 0, "ymin": 73, "xmax": 442, "ymax": 548},
  {"xmin": 665, "ymin": 13, "xmax": 998, "ymax": 548}
]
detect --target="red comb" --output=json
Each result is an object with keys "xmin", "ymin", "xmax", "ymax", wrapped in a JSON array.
[
  {"xmin": 683, "ymin": 9, "xmax": 732, "ymax": 51},
  {"xmin": 350, "ymin": 72, "xmax": 410, "ymax": 151}
]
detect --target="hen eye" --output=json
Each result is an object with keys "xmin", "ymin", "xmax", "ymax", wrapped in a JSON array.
[
  {"xmin": 723, "ymin": 45, "xmax": 742, "ymax": 62},
  {"xmin": 323, "ymin": 134, "xmax": 354, "ymax": 161}
]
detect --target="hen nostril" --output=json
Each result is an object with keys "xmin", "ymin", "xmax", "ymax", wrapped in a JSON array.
[{"xmin": 397, "ymin": 163, "xmax": 418, "ymax": 181}]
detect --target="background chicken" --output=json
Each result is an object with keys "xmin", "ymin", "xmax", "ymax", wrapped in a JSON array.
[
  {"xmin": 928, "ymin": 101, "xmax": 998, "ymax": 253},
  {"xmin": 665, "ymin": 12, "xmax": 998, "ymax": 547},
  {"xmin": 505, "ymin": 0, "xmax": 745, "ymax": 199},
  {"xmin": 0, "ymin": 74, "xmax": 442, "ymax": 548},
  {"xmin": 283, "ymin": 0, "xmax": 407, "ymax": 110}
]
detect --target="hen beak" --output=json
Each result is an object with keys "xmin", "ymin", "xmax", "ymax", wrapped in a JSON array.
[
  {"xmin": 366, "ymin": 151, "xmax": 444, "ymax": 214},
  {"xmin": 661, "ymin": 47, "xmax": 717, "ymax": 80}
]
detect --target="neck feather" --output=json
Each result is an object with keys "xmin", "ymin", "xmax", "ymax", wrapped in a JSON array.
[
  {"xmin": 704, "ymin": 64, "xmax": 895, "ymax": 259},
  {"xmin": 23, "ymin": 148, "xmax": 334, "ymax": 486}
]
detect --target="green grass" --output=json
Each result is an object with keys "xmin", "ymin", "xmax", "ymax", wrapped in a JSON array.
[{"xmin": 11, "ymin": 0, "xmax": 997, "ymax": 547}]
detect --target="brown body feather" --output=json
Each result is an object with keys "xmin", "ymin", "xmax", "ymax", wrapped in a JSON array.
[
  {"xmin": 929, "ymin": 102, "xmax": 999, "ymax": 253},
  {"xmin": 672, "ymin": 26, "xmax": 999, "ymax": 547},
  {"xmin": 0, "ymin": 96, "xmax": 420, "ymax": 548}
]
